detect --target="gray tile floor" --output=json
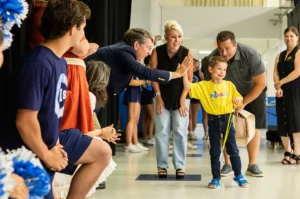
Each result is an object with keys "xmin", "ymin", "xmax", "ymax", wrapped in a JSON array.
[{"xmin": 88, "ymin": 125, "xmax": 300, "ymax": 199}]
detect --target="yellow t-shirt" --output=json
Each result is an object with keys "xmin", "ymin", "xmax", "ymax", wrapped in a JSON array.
[{"xmin": 189, "ymin": 80, "xmax": 242, "ymax": 115}]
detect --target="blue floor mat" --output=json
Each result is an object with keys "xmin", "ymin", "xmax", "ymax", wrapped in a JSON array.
[{"xmin": 136, "ymin": 174, "xmax": 201, "ymax": 181}]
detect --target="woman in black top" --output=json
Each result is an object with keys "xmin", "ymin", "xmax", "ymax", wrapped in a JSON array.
[
  {"xmin": 274, "ymin": 26, "xmax": 300, "ymax": 164},
  {"xmin": 150, "ymin": 20, "xmax": 193, "ymax": 178}
]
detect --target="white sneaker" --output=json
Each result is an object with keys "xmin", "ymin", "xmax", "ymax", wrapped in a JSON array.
[
  {"xmin": 188, "ymin": 133, "xmax": 198, "ymax": 141},
  {"xmin": 187, "ymin": 142, "xmax": 197, "ymax": 150},
  {"xmin": 125, "ymin": 145, "xmax": 141, "ymax": 153},
  {"xmin": 147, "ymin": 139, "xmax": 155, "ymax": 145},
  {"xmin": 135, "ymin": 143, "xmax": 149, "ymax": 151},
  {"xmin": 202, "ymin": 135, "xmax": 209, "ymax": 140},
  {"xmin": 141, "ymin": 139, "xmax": 148, "ymax": 144}
]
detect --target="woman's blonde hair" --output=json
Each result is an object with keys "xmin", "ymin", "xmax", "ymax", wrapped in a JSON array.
[
  {"xmin": 164, "ymin": 20, "xmax": 183, "ymax": 36},
  {"xmin": 86, "ymin": 61, "xmax": 110, "ymax": 108}
]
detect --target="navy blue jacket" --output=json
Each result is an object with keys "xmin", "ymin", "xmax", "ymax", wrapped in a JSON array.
[{"xmin": 86, "ymin": 42, "xmax": 170, "ymax": 95}]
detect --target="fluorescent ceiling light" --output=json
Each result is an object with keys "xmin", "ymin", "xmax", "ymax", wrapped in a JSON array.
[{"xmin": 199, "ymin": 50, "xmax": 211, "ymax": 54}]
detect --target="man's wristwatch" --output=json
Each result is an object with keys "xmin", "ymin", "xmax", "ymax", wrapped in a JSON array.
[{"xmin": 155, "ymin": 92, "xmax": 161, "ymax": 97}]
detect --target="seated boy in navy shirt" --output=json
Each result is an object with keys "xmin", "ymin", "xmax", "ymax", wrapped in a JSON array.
[{"xmin": 0, "ymin": 1, "xmax": 113, "ymax": 198}]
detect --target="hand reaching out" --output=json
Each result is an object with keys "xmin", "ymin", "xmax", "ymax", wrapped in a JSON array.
[{"xmin": 175, "ymin": 56, "xmax": 192, "ymax": 78}]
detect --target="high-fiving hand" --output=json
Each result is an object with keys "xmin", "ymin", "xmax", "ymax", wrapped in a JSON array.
[{"xmin": 175, "ymin": 56, "xmax": 192, "ymax": 78}]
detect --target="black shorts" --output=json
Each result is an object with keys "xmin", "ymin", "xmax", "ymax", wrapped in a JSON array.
[
  {"xmin": 190, "ymin": 98, "xmax": 200, "ymax": 104},
  {"xmin": 244, "ymin": 91, "xmax": 266, "ymax": 129},
  {"xmin": 44, "ymin": 128, "xmax": 92, "ymax": 199},
  {"xmin": 141, "ymin": 89, "xmax": 154, "ymax": 105}
]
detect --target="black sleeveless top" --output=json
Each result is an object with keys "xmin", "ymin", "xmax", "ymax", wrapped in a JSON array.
[
  {"xmin": 277, "ymin": 46, "xmax": 300, "ymax": 91},
  {"xmin": 156, "ymin": 44, "xmax": 189, "ymax": 110}
]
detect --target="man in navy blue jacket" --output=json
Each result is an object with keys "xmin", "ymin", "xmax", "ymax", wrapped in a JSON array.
[{"xmin": 86, "ymin": 28, "xmax": 191, "ymax": 95}]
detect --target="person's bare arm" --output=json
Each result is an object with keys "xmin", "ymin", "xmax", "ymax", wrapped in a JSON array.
[
  {"xmin": 71, "ymin": 39, "xmax": 90, "ymax": 56},
  {"xmin": 275, "ymin": 50, "xmax": 300, "ymax": 89},
  {"xmin": 150, "ymin": 48, "xmax": 164, "ymax": 114},
  {"xmin": 179, "ymin": 51, "xmax": 193, "ymax": 116},
  {"xmin": 16, "ymin": 110, "xmax": 67, "ymax": 171},
  {"xmin": 243, "ymin": 72, "xmax": 266, "ymax": 106},
  {"xmin": 180, "ymin": 51, "xmax": 193, "ymax": 98},
  {"xmin": 150, "ymin": 49, "xmax": 160, "ymax": 93},
  {"xmin": 273, "ymin": 53, "xmax": 280, "ymax": 84},
  {"xmin": 16, "ymin": 110, "xmax": 50, "ymax": 159},
  {"xmin": 183, "ymin": 73, "xmax": 191, "ymax": 90},
  {"xmin": 128, "ymin": 79, "xmax": 147, "ymax": 86}
]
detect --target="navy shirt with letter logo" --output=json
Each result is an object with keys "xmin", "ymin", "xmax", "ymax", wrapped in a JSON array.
[{"xmin": 0, "ymin": 46, "xmax": 67, "ymax": 150}]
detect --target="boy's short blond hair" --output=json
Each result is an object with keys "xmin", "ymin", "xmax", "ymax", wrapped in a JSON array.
[{"xmin": 209, "ymin": 56, "xmax": 227, "ymax": 68}]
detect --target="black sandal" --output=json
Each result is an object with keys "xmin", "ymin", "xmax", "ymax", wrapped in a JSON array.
[
  {"xmin": 290, "ymin": 154, "xmax": 300, "ymax": 164},
  {"xmin": 281, "ymin": 151, "xmax": 293, "ymax": 164},
  {"xmin": 176, "ymin": 169, "xmax": 185, "ymax": 179},
  {"xmin": 158, "ymin": 168, "xmax": 167, "ymax": 178}
]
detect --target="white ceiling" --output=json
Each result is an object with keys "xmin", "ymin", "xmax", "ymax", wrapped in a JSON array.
[{"xmin": 157, "ymin": 0, "xmax": 293, "ymax": 59}]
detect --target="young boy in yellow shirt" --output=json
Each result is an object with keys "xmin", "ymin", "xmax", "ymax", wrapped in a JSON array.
[{"xmin": 183, "ymin": 56, "xmax": 248, "ymax": 189}]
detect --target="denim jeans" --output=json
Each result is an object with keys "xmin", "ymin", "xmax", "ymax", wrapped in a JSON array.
[
  {"xmin": 208, "ymin": 113, "xmax": 241, "ymax": 179},
  {"xmin": 154, "ymin": 99, "xmax": 190, "ymax": 169}
]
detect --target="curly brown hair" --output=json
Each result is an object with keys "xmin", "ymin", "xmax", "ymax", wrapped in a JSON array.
[{"xmin": 209, "ymin": 56, "xmax": 227, "ymax": 68}]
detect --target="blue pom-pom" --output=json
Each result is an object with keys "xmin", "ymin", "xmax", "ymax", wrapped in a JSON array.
[
  {"xmin": 0, "ymin": 0, "xmax": 27, "ymax": 26},
  {"xmin": 13, "ymin": 157, "xmax": 51, "ymax": 198},
  {"xmin": 0, "ymin": 0, "xmax": 29, "ymax": 49}
]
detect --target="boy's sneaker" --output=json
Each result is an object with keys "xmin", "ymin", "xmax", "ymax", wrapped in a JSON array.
[
  {"xmin": 245, "ymin": 164, "xmax": 264, "ymax": 177},
  {"xmin": 187, "ymin": 142, "xmax": 197, "ymax": 150},
  {"xmin": 220, "ymin": 163, "xmax": 234, "ymax": 177},
  {"xmin": 135, "ymin": 143, "xmax": 149, "ymax": 151},
  {"xmin": 188, "ymin": 133, "xmax": 197, "ymax": 141},
  {"xmin": 125, "ymin": 145, "xmax": 141, "ymax": 153}
]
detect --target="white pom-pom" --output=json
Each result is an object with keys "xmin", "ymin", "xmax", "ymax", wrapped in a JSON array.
[
  {"xmin": 6, "ymin": 146, "xmax": 44, "ymax": 169},
  {"xmin": 0, "ymin": 150, "xmax": 15, "ymax": 199}
]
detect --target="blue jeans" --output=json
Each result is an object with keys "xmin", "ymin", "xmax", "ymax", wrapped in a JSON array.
[
  {"xmin": 154, "ymin": 99, "xmax": 190, "ymax": 169},
  {"xmin": 208, "ymin": 113, "xmax": 241, "ymax": 179}
]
